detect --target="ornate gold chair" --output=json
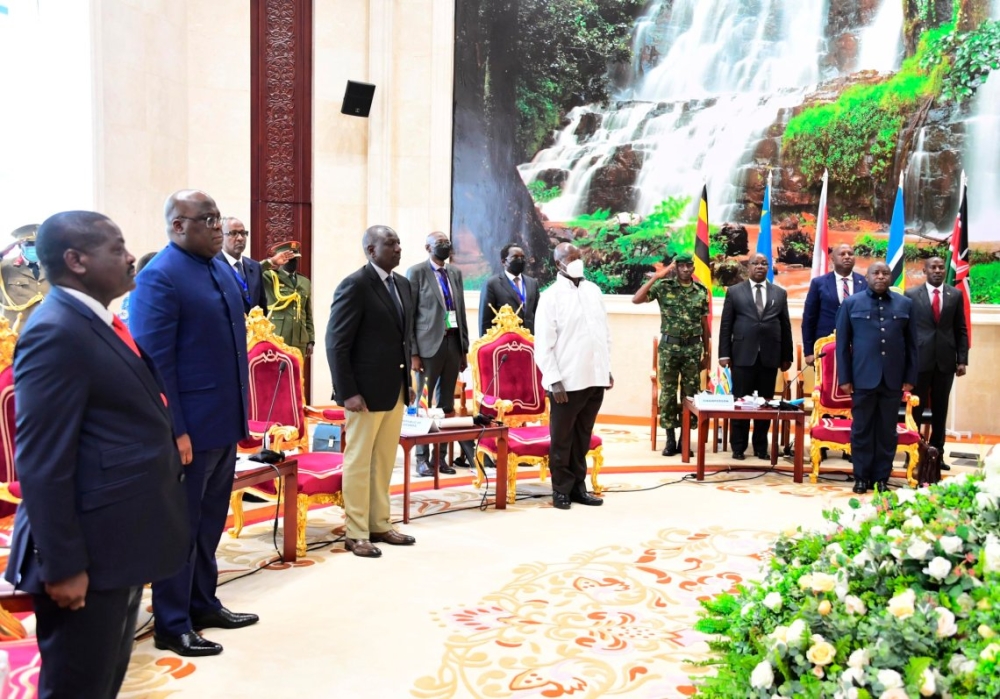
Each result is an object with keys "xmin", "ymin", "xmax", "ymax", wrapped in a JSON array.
[
  {"xmin": 229, "ymin": 309, "xmax": 344, "ymax": 557},
  {"xmin": 809, "ymin": 332, "xmax": 920, "ymax": 485},
  {"xmin": 469, "ymin": 305, "xmax": 603, "ymax": 503},
  {"xmin": 0, "ymin": 317, "xmax": 21, "ymax": 518}
]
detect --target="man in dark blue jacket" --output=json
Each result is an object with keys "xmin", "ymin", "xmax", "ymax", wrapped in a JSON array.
[
  {"xmin": 131, "ymin": 190, "xmax": 255, "ymax": 657},
  {"xmin": 801, "ymin": 243, "xmax": 867, "ymax": 362},
  {"xmin": 836, "ymin": 261, "xmax": 918, "ymax": 494}
]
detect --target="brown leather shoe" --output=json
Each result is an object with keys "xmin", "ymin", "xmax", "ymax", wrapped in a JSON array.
[
  {"xmin": 370, "ymin": 530, "xmax": 416, "ymax": 546},
  {"xmin": 344, "ymin": 538, "xmax": 382, "ymax": 557}
]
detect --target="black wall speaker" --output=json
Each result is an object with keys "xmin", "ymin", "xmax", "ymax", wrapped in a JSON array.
[{"xmin": 341, "ymin": 81, "xmax": 376, "ymax": 117}]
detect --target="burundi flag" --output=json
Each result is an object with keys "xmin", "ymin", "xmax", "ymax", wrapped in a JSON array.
[{"xmin": 887, "ymin": 172, "xmax": 906, "ymax": 290}]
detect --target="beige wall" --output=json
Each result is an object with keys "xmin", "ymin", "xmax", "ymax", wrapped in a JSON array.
[{"xmin": 91, "ymin": 0, "xmax": 1000, "ymax": 435}]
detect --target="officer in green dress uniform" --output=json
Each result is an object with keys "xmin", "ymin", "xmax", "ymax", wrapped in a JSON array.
[
  {"xmin": 632, "ymin": 253, "xmax": 711, "ymax": 456},
  {"xmin": 0, "ymin": 224, "xmax": 50, "ymax": 331},
  {"xmin": 262, "ymin": 240, "xmax": 314, "ymax": 358}
]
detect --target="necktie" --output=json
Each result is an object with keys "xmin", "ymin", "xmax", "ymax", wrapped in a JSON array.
[
  {"xmin": 842, "ymin": 277, "xmax": 850, "ymax": 303},
  {"xmin": 112, "ymin": 315, "xmax": 141, "ymax": 357},
  {"xmin": 436, "ymin": 268, "xmax": 455, "ymax": 311},
  {"xmin": 754, "ymin": 284, "xmax": 764, "ymax": 316},
  {"xmin": 235, "ymin": 259, "xmax": 246, "ymax": 280},
  {"xmin": 932, "ymin": 287, "xmax": 941, "ymax": 323},
  {"xmin": 386, "ymin": 275, "xmax": 404, "ymax": 323}
]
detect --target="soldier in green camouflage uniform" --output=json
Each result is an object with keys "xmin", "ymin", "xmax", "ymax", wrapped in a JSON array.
[{"xmin": 632, "ymin": 253, "xmax": 710, "ymax": 456}]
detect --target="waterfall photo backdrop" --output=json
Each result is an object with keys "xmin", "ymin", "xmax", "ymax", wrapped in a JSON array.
[{"xmin": 451, "ymin": 0, "xmax": 1000, "ymax": 302}]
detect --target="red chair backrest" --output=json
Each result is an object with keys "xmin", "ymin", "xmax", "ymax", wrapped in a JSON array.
[
  {"xmin": 247, "ymin": 341, "xmax": 304, "ymax": 435},
  {"xmin": 474, "ymin": 332, "xmax": 545, "ymax": 419},
  {"xmin": 816, "ymin": 337, "xmax": 852, "ymax": 411},
  {"xmin": 0, "ymin": 365, "xmax": 14, "ymax": 485}
]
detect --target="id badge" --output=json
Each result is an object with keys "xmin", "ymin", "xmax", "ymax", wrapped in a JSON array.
[{"xmin": 446, "ymin": 310, "xmax": 458, "ymax": 329}]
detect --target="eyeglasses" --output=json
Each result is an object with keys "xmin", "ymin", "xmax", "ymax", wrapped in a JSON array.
[
  {"xmin": 225, "ymin": 230, "xmax": 249, "ymax": 238},
  {"xmin": 176, "ymin": 214, "xmax": 223, "ymax": 228}
]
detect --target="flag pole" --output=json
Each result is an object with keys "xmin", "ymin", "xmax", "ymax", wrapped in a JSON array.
[{"xmin": 947, "ymin": 169, "xmax": 972, "ymax": 441}]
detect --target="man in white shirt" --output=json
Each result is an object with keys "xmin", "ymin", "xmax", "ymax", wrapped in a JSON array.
[
  {"xmin": 217, "ymin": 217, "xmax": 267, "ymax": 313},
  {"xmin": 534, "ymin": 243, "xmax": 612, "ymax": 510}
]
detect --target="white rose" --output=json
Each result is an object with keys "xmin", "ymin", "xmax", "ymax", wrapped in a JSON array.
[
  {"xmin": 896, "ymin": 488, "xmax": 917, "ymax": 505},
  {"xmin": 881, "ymin": 689, "xmax": 909, "ymax": 699},
  {"xmin": 836, "ymin": 689, "xmax": 860, "ymax": 699},
  {"xmin": 948, "ymin": 654, "xmax": 968, "ymax": 674},
  {"xmin": 919, "ymin": 668, "xmax": 937, "ymax": 697},
  {"xmin": 907, "ymin": 540, "xmax": 932, "ymax": 560},
  {"xmin": 787, "ymin": 618, "xmax": 807, "ymax": 645},
  {"xmin": 924, "ymin": 556, "xmax": 952, "ymax": 581},
  {"xmin": 956, "ymin": 593, "xmax": 975, "ymax": 614},
  {"xmin": 853, "ymin": 550, "xmax": 874, "ymax": 568},
  {"xmin": 762, "ymin": 592, "xmax": 782, "ymax": 611},
  {"xmin": 806, "ymin": 637, "xmax": 837, "ymax": 666},
  {"xmin": 960, "ymin": 660, "xmax": 977, "ymax": 675},
  {"xmin": 981, "ymin": 474, "xmax": 1000, "ymax": 497},
  {"xmin": 886, "ymin": 528, "xmax": 903, "ymax": 539},
  {"xmin": 741, "ymin": 602, "xmax": 755, "ymax": 617},
  {"xmin": 871, "ymin": 525, "xmax": 885, "ymax": 536},
  {"xmin": 935, "ymin": 607, "xmax": 958, "ymax": 638},
  {"xmin": 983, "ymin": 534, "xmax": 1000, "ymax": 574},
  {"xmin": 809, "ymin": 572, "xmax": 838, "ymax": 593},
  {"xmin": 827, "ymin": 542, "xmax": 844, "ymax": 557},
  {"xmin": 750, "ymin": 660, "xmax": 774, "ymax": 690},
  {"xmin": 798, "ymin": 573, "xmax": 814, "ymax": 590},
  {"xmin": 981, "ymin": 643, "xmax": 1000, "ymax": 662},
  {"xmin": 939, "ymin": 535, "xmax": 963, "ymax": 555},
  {"xmin": 975, "ymin": 492, "xmax": 997, "ymax": 510},
  {"xmin": 841, "ymin": 666, "xmax": 864, "ymax": 686},
  {"xmin": 848, "ymin": 648, "xmax": 871, "ymax": 669},
  {"xmin": 769, "ymin": 625, "xmax": 789, "ymax": 645},
  {"xmin": 887, "ymin": 589, "xmax": 916, "ymax": 619},
  {"xmin": 903, "ymin": 515, "xmax": 924, "ymax": 531},
  {"xmin": 877, "ymin": 668, "xmax": 904, "ymax": 690},
  {"xmin": 818, "ymin": 519, "xmax": 841, "ymax": 536},
  {"xmin": 889, "ymin": 546, "xmax": 904, "ymax": 561},
  {"xmin": 950, "ymin": 472, "xmax": 969, "ymax": 485},
  {"xmin": 845, "ymin": 595, "xmax": 867, "ymax": 616}
]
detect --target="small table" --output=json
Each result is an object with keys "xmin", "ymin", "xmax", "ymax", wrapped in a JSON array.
[
  {"xmin": 682, "ymin": 398, "xmax": 805, "ymax": 483},
  {"xmin": 232, "ymin": 459, "xmax": 299, "ymax": 562},
  {"xmin": 399, "ymin": 425, "xmax": 509, "ymax": 523}
]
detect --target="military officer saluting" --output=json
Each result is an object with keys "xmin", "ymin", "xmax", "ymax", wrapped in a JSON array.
[
  {"xmin": 632, "ymin": 253, "xmax": 711, "ymax": 456},
  {"xmin": 262, "ymin": 240, "xmax": 315, "ymax": 358},
  {"xmin": 0, "ymin": 224, "xmax": 50, "ymax": 330}
]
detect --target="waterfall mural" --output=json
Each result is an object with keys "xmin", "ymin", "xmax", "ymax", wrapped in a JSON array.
[{"xmin": 452, "ymin": 0, "xmax": 1000, "ymax": 302}]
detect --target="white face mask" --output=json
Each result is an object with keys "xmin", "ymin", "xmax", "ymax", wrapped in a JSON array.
[{"xmin": 563, "ymin": 259, "xmax": 585, "ymax": 279}]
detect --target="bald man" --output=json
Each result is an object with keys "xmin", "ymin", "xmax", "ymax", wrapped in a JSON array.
[
  {"xmin": 130, "ymin": 190, "xmax": 256, "ymax": 657},
  {"xmin": 217, "ymin": 216, "xmax": 267, "ymax": 312}
]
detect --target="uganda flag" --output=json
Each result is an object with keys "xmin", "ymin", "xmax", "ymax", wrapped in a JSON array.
[{"xmin": 694, "ymin": 185, "xmax": 713, "ymax": 326}]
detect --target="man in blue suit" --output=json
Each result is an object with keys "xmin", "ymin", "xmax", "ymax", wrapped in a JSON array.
[
  {"xmin": 836, "ymin": 261, "xmax": 918, "ymax": 494},
  {"xmin": 131, "ymin": 190, "xmax": 256, "ymax": 657},
  {"xmin": 5, "ymin": 211, "xmax": 188, "ymax": 697},
  {"xmin": 218, "ymin": 216, "xmax": 266, "ymax": 313},
  {"xmin": 801, "ymin": 243, "xmax": 867, "ymax": 363}
]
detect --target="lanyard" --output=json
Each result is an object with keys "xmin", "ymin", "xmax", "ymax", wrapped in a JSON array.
[
  {"xmin": 507, "ymin": 276, "xmax": 525, "ymax": 305},
  {"xmin": 231, "ymin": 264, "xmax": 250, "ymax": 300}
]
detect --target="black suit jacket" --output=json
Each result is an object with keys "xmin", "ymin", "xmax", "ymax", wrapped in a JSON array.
[
  {"xmin": 216, "ymin": 253, "xmax": 267, "ymax": 313},
  {"xmin": 478, "ymin": 273, "xmax": 539, "ymax": 335},
  {"xmin": 905, "ymin": 284, "xmax": 969, "ymax": 373},
  {"xmin": 5, "ymin": 288, "xmax": 188, "ymax": 593},
  {"xmin": 719, "ymin": 280, "xmax": 793, "ymax": 368},
  {"xmin": 327, "ymin": 263, "xmax": 414, "ymax": 411}
]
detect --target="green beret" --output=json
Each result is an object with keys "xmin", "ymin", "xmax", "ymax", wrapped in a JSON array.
[{"xmin": 674, "ymin": 253, "xmax": 694, "ymax": 264}]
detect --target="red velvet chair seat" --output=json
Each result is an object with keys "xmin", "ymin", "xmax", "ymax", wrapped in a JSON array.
[
  {"xmin": 811, "ymin": 418, "xmax": 920, "ymax": 445},
  {"xmin": 481, "ymin": 426, "xmax": 602, "ymax": 458},
  {"xmin": 248, "ymin": 452, "xmax": 344, "ymax": 497},
  {"xmin": 321, "ymin": 408, "xmax": 345, "ymax": 421}
]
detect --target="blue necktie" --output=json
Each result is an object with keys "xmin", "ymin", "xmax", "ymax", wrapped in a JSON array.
[{"xmin": 436, "ymin": 268, "xmax": 455, "ymax": 311}]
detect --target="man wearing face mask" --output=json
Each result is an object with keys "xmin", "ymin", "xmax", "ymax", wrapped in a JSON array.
[
  {"xmin": 262, "ymin": 240, "xmax": 314, "ymax": 359},
  {"xmin": 534, "ymin": 243, "xmax": 612, "ymax": 510},
  {"xmin": 0, "ymin": 224, "xmax": 51, "ymax": 330},
  {"xmin": 478, "ymin": 244, "xmax": 540, "ymax": 336},
  {"xmin": 407, "ymin": 231, "xmax": 471, "ymax": 477}
]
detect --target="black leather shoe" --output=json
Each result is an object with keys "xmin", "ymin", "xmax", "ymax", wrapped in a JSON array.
[
  {"xmin": 454, "ymin": 456, "xmax": 471, "ymax": 468},
  {"xmin": 873, "ymin": 479, "xmax": 890, "ymax": 493},
  {"xmin": 439, "ymin": 463, "xmax": 457, "ymax": 475},
  {"xmin": 191, "ymin": 607, "xmax": 259, "ymax": 631},
  {"xmin": 753, "ymin": 450, "xmax": 769, "ymax": 460},
  {"xmin": 842, "ymin": 452, "xmax": 852, "ymax": 463},
  {"xmin": 732, "ymin": 451, "xmax": 745, "ymax": 461},
  {"xmin": 662, "ymin": 430, "xmax": 678, "ymax": 457},
  {"xmin": 415, "ymin": 460, "xmax": 434, "ymax": 477},
  {"xmin": 852, "ymin": 480, "xmax": 868, "ymax": 494},
  {"xmin": 570, "ymin": 490, "xmax": 603, "ymax": 506},
  {"xmin": 154, "ymin": 631, "xmax": 223, "ymax": 657},
  {"xmin": 553, "ymin": 492, "xmax": 571, "ymax": 510},
  {"xmin": 940, "ymin": 461, "xmax": 952, "ymax": 471}
]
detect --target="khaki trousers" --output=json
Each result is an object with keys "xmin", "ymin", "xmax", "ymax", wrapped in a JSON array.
[{"xmin": 342, "ymin": 387, "xmax": 404, "ymax": 539}]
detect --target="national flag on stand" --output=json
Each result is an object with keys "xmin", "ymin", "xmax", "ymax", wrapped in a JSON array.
[
  {"xmin": 811, "ymin": 169, "xmax": 830, "ymax": 279},
  {"xmin": 694, "ymin": 184, "xmax": 713, "ymax": 326},
  {"xmin": 756, "ymin": 171, "xmax": 774, "ymax": 282},
  {"xmin": 945, "ymin": 171, "xmax": 972, "ymax": 347},
  {"xmin": 887, "ymin": 172, "xmax": 906, "ymax": 290}
]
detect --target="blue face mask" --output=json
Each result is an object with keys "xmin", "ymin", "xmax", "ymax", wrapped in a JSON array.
[{"xmin": 22, "ymin": 245, "xmax": 39, "ymax": 264}]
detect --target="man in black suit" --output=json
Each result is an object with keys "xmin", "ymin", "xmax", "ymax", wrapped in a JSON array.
[
  {"xmin": 478, "ymin": 243, "xmax": 539, "ymax": 335},
  {"xmin": 5, "ymin": 211, "xmax": 188, "ymax": 698},
  {"xmin": 219, "ymin": 216, "xmax": 267, "ymax": 312},
  {"xmin": 327, "ymin": 225, "xmax": 416, "ymax": 558},
  {"xmin": 719, "ymin": 253, "xmax": 793, "ymax": 460},
  {"xmin": 801, "ymin": 243, "xmax": 867, "ymax": 363},
  {"xmin": 407, "ymin": 231, "xmax": 471, "ymax": 477},
  {"xmin": 905, "ymin": 256, "xmax": 969, "ymax": 468}
]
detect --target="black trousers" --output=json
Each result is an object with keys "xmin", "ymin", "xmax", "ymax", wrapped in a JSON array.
[
  {"xmin": 914, "ymin": 368, "xmax": 954, "ymax": 451},
  {"xmin": 729, "ymin": 357, "xmax": 778, "ymax": 455},
  {"xmin": 33, "ymin": 585, "xmax": 142, "ymax": 699},
  {"xmin": 851, "ymin": 380, "xmax": 901, "ymax": 483},
  {"xmin": 415, "ymin": 333, "xmax": 465, "ymax": 461},
  {"xmin": 547, "ymin": 386, "xmax": 604, "ymax": 496},
  {"xmin": 153, "ymin": 444, "xmax": 236, "ymax": 636}
]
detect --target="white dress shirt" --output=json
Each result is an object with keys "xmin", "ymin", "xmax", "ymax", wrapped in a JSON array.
[
  {"xmin": 836, "ymin": 273, "xmax": 854, "ymax": 302},
  {"xmin": 534, "ymin": 275, "xmax": 612, "ymax": 392},
  {"xmin": 926, "ymin": 281, "xmax": 944, "ymax": 298},
  {"xmin": 60, "ymin": 286, "xmax": 113, "ymax": 326}
]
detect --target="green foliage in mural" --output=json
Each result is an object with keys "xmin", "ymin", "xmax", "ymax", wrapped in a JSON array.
[
  {"xmin": 526, "ymin": 180, "xmax": 562, "ymax": 203},
  {"xmin": 515, "ymin": 0, "xmax": 644, "ymax": 160},
  {"xmin": 922, "ymin": 19, "xmax": 1000, "ymax": 102},
  {"xmin": 853, "ymin": 233, "xmax": 951, "ymax": 262},
  {"xmin": 970, "ymin": 260, "xmax": 1000, "ymax": 304},
  {"xmin": 783, "ymin": 37, "xmax": 943, "ymax": 199}
]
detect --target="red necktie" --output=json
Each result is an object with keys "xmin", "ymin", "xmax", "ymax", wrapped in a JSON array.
[
  {"xmin": 112, "ymin": 315, "xmax": 141, "ymax": 357},
  {"xmin": 842, "ymin": 277, "xmax": 849, "ymax": 302},
  {"xmin": 932, "ymin": 288, "xmax": 941, "ymax": 323}
]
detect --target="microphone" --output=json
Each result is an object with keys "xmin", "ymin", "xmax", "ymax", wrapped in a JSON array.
[
  {"xmin": 250, "ymin": 359, "xmax": 288, "ymax": 464},
  {"xmin": 781, "ymin": 350, "xmax": 826, "ymax": 398},
  {"xmin": 474, "ymin": 353, "xmax": 509, "ymax": 426}
]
